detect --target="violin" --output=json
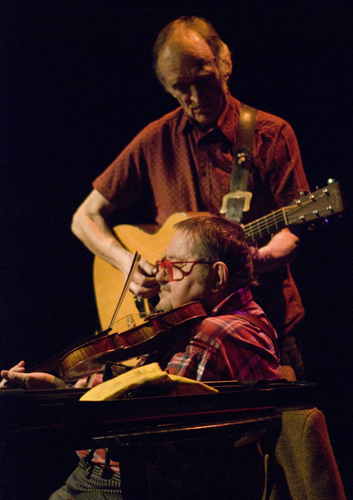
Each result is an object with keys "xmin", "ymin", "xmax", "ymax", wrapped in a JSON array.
[{"xmin": 33, "ymin": 301, "xmax": 207, "ymax": 382}]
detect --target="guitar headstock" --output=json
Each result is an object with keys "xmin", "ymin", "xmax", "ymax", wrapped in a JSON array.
[{"xmin": 286, "ymin": 180, "xmax": 345, "ymax": 226}]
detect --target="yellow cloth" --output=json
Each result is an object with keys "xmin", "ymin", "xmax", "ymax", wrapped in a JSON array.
[{"xmin": 80, "ymin": 362, "xmax": 218, "ymax": 401}]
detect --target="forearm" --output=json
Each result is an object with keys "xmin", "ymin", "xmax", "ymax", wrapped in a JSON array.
[
  {"xmin": 71, "ymin": 191, "xmax": 159, "ymax": 298},
  {"xmin": 1, "ymin": 369, "xmax": 68, "ymax": 390},
  {"xmin": 71, "ymin": 209, "xmax": 130, "ymax": 272},
  {"xmin": 252, "ymin": 227, "xmax": 300, "ymax": 273},
  {"xmin": 1, "ymin": 361, "xmax": 103, "ymax": 390}
]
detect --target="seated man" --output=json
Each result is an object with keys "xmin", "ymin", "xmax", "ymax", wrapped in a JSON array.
[
  {"xmin": 1, "ymin": 215, "xmax": 279, "ymax": 500},
  {"xmin": 155, "ymin": 215, "xmax": 279, "ymax": 381}
]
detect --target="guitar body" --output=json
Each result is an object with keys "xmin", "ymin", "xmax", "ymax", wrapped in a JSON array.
[{"xmin": 93, "ymin": 212, "xmax": 205, "ymax": 330}]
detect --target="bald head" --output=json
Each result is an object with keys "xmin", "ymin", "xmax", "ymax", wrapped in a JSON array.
[{"xmin": 154, "ymin": 17, "xmax": 232, "ymax": 130}]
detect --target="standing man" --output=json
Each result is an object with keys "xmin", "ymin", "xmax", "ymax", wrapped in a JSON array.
[{"xmin": 71, "ymin": 16, "xmax": 309, "ymax": 378}]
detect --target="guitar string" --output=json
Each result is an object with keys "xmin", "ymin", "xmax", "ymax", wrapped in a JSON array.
[{"xmin": 244, "ymin": 194, "xmax": 330, "ymax": 240}]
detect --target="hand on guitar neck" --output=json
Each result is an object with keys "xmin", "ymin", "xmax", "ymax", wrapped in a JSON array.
[{"xmin": 251, "ymin": 226, "xmax": 300, "ymax": 274}]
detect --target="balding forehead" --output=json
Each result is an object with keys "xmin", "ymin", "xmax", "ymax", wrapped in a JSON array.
[
  {"xmin": 161, "ymin": 30, "xmax": 212, "ymax": 57},
  {"xmin": 158, "ymin": 31, "xmax": 215, "ymax": 75}
]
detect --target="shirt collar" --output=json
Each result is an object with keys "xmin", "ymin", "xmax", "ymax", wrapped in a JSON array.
[{"xmin": 210, "ymin": 287, "xmax": 253, "ymax": 316}]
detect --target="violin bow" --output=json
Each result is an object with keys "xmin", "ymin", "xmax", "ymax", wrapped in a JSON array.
[{"xmin": 105, "ymin": 251, "xmax": 142, "ymax": 333}]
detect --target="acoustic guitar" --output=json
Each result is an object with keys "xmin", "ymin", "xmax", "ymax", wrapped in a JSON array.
[{"xmin": 93, "ymin": 181, "xmax": 345, "ymax": 331}]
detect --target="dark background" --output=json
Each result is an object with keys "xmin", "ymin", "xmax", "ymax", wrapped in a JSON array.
[{"xmin": 1, "ymin": 1, "xmax": 353, "ymax": 498}]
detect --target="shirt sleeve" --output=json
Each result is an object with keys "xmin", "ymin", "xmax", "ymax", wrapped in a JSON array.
[
  {"xmin": 92, "ymin": 133, "xmax": 146, "ymax": 209},
  {"xmin": 246, "ymin": 115, "xmax": 310, "ymax": 224},
  {"xmin": 166, "ymin": 315, "xmax": 280, "ymax": 382},
  {"xmin": 269, "ymin": 121, "xmax": 309, "ymax": 207},
  {"xmin": 166, "ymin": 336, "xmax": 224, "ymax": 382}
]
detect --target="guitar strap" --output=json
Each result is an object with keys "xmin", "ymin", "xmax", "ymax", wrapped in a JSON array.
[{"xmin": 226, "ymin": 103, "xmax": 258, "ymax": 222}]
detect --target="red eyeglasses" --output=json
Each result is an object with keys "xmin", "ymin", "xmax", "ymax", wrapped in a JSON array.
[{"xmin": 155, "ymin": 259, "xmax": 214, "ymax": 282}]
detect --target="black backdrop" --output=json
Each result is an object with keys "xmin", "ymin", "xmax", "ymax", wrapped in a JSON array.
[{"xmin": 1, "ymin": 1, "xmax": 353, "ymax": 498}]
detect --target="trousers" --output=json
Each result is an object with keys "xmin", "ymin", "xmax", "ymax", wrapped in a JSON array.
[{"xmin": 49, "ymin": 458, "xmax": 122, "ymax": 500}]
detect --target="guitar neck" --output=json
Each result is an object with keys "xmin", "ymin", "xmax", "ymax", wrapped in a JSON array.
[
  {"xmin": 243, "ymin": 181, "xmax": 345, "ymax": 243},
  {"xmin": 244, "ymin": 207, "xmax": 288, "ymax": 243}
]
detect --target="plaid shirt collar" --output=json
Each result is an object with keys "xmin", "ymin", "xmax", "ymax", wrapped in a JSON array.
[{"xmin": 211, "ymin": 287, "xmax": 253, "ymax": 317}]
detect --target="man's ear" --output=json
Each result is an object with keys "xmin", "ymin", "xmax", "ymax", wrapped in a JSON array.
[
  {"xmin": 219, "ymin": 41, "xmax": 233, "ymax": 82},
  {"xmin": 210, "ymin": 262, "xmax": 228, "ymax": 292}
]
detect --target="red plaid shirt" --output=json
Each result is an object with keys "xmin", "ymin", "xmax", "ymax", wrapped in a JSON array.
[{"xmin": 166, "ymin": 287, "xmax": 279, "ymax": 381}]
